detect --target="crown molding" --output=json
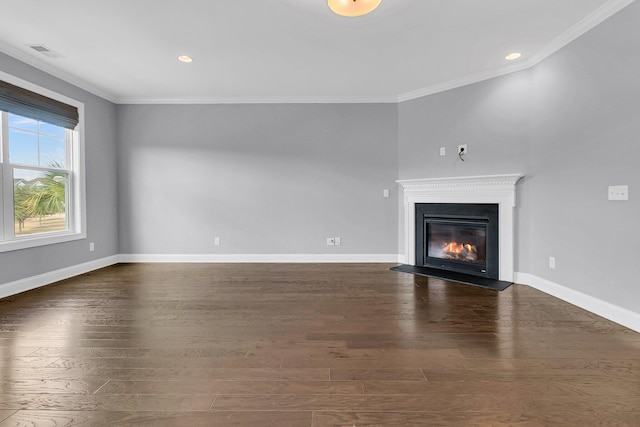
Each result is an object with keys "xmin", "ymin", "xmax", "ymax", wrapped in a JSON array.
[
  {"xmin": 1, "ymin": 0, "xmax": 634, "ymax": 105},
  {"xmin": 526, "ymin": 0, "xmax": 636, "ymax": 69},
  {"xmin": 397, "ymin": 0, "xmax": 635, "ymax": 103},
  {"xmin": 0, "ymin": 40, "xmax": 118, "ymax": 103},
  {"xmin": 396, "ymin": 61, "xmax": 532, "ymax": 103},
  {"xmin": 116, "ymin": 95, "xmax": 399, "ymax": 105}
]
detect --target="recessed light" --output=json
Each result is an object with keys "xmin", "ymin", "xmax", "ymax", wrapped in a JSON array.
[
  {"xmin": 505, "ymin": 52, "xmax": 522, "ymax": 61},
  {"xmin": 177, "ymin": 55, "xmax": 193, "ymax": 63}
]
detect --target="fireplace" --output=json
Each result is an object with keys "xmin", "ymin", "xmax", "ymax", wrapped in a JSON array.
[
  {"xmin": 397, "ymin": 174, "xmax": 523, "ymax": 282},
  {"xmin": 416, "ymin": 203, "xmax": 499, "ymax": 279}
]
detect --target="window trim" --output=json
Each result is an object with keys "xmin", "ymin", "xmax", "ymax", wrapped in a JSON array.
[{"xmin": 0, "ymin": 71, "xmax": 86, "ymax": 253}]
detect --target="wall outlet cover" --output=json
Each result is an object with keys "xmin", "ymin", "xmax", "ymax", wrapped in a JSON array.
[{"xmin": 608, "ymin": 185, "xmax": 629, "ymax": 201}]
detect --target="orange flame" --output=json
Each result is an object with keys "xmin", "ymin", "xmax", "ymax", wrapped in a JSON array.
[{"xmin": 444, "ymin": 242, "xmax": 465, "ymax": 254}]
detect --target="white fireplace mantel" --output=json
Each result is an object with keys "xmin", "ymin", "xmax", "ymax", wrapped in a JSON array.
[{"xmin": 397, "ymin": 174, "xmax": 524, "ymax": 282}]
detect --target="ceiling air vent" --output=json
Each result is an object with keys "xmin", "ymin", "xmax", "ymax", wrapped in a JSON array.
[{"xmin": 27, "ymin": 44, "xmax": 63, "ymax": 59}]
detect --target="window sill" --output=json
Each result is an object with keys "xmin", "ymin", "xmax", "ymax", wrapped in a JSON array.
[{"xmin": 0, "ymin": 230, "xmax": 86, "ymax": 253}]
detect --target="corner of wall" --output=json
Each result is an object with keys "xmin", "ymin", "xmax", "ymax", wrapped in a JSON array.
[{"xmin": 515, "ymin": 272, "xmax": 640, "ymax": 333}]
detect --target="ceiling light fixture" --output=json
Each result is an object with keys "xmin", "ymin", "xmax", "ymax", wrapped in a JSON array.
[
  {"xmin": 328, "ymin": 0, "xmax": 382, "ymax": 17},
  {"xmin": 177, "ymin": 55, "xmax": 193, "ymax": 63},
  {"xmin": 505, "ymin": 52, "xmax": 522, "ymax": 61}
]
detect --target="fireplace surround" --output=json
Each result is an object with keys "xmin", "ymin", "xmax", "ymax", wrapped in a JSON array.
[{"xmin": 397, "ymin": 175, "xmax": 523, "ymax": 282}]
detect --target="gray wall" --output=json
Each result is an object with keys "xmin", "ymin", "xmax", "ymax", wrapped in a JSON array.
[
  {"xmin": 0, "ymin": 52, "xmax": 119, "ymax": 284},
  {"xmin": 398, "ymin": 1, "xmax": 640, "ymax": 313},
  {"xmin": 528, "ymin": 0, "xmax": 640, "ymax": 311},
  {"xmin": 2, "ymin": 0, "xmax": 638, "ymax": 315},
  {"xmin": 117, "ymin": 103, "xmax": 398, "ymax": 255},
  {"xmin": 397, "ymin": 71, "xmax": 533, "ymax": 269}
]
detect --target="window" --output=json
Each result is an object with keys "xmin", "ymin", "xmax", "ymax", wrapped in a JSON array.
[{"xmin": 0, "ymin": 73, "xmax": 85, "ymax": 252}]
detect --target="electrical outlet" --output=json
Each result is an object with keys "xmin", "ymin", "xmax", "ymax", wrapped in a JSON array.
[
  {"xmin": 89, "ymin": 242, "xmax": 95, "ymax": 252},
  {"xmin": 458, "ymin": 144, "xmax": 468, "ymax": 155},
  {"xmin": 327, "ymin": 238, "xmax": 335, "ymax": 246},
  {"xmin": 549, "ymin": 256, "xmax": 556, "ymax": 269},
  {"xmin": 335, "ymin": 237, "xmax": 341, "ymax": 246},
  {"xmin": 383, "ymin": 189, "xmax": 390, "ymax": 198},
  {"xmin": 439, "ymin": 147, "xmax": 446, "ymax": 156},
  {"xmin": 214, "ymin": 237, "xmax": 220, "ymax": 246}
]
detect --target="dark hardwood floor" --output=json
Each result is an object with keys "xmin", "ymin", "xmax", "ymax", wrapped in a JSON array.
[{"xmin": 0, "ymin": 263, "xmax": 638, "ymax": 426}]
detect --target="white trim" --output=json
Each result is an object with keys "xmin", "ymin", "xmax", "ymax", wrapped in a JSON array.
[
  {"xmin": 524, "ymin": 0, "xmax": 637, "ymax": 70},
  {"xmin": 0, "ymin": 71, "xmax": 87, "ymax": 253},
  {"xmin": 397, "ymin": 0, "xmax": 635, "ymax": 103},
  {"xmin": 0, "ymin": 255, "xmax": 119, "ymax": 299},
  {"xmin": 117, "ymin": 96, "xmax": 399, "ymax": 105},
  {"xmin": 1, "ymin": 0, "xmax": 633, "ymax": 105},
  {"xmin": 397, "ymin": 62, "xmax": 532, "ymax": 103},
  {"xmin": 0, "ymin": 40, "xmax": 118, "ymax": 103},
  {"xmin": 2, "ymin": 256, "xmax": 638, "ymax": 334},
  {"xmin": 397, "ymin": 174, "xmax": 523, "ymax": 282},
  {"xmin": 119, "ymin": 253, "xmax": 399, "ymax": 263},
  {"xmin": 515, "ymin": 272, "xmax": 640, "ymax": 333},
  {"xmin": 0, "ymin": 231, "xmax": 86, "ymax": 253}
]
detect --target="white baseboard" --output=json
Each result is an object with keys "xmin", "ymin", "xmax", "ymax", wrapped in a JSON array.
[
  {"xmin": 515, "ymin": 272, "xmax": 640, "ymax": 333},
  {"xmin": 0, "ymin": 255, "xmax": 120, "ymax": 300},
  {"xmin": 118, "ymin": 253, "xmax": 400, "ymax": 263},
  {"xmin": 4, "ymin": 258, "xmax": 636, "ymax": 334}
]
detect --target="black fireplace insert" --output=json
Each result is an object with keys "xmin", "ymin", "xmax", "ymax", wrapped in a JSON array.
[{"xmin": 415, "ymin": 203, "xmax": 499, "ymax": 280}]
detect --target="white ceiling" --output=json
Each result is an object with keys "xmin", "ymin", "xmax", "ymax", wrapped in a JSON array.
[{"xmin": 0, "ymin": 0, "xmax": 633, "ymax": 104}]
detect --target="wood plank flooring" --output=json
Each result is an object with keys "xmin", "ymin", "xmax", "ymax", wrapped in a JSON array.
[{"xmin": 0, "ymin": 263, "xmax": 638, "ymax": 426}]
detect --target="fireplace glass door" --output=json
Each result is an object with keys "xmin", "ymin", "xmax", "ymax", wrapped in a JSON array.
[{"xmin": 425, "ymin": 219, "xmax": 489, "ymax": 275}]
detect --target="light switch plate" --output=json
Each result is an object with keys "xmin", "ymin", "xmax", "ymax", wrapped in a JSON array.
[{"xmin": 608, "ymin": 185, "xmax": 628, "ymax": 200}]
